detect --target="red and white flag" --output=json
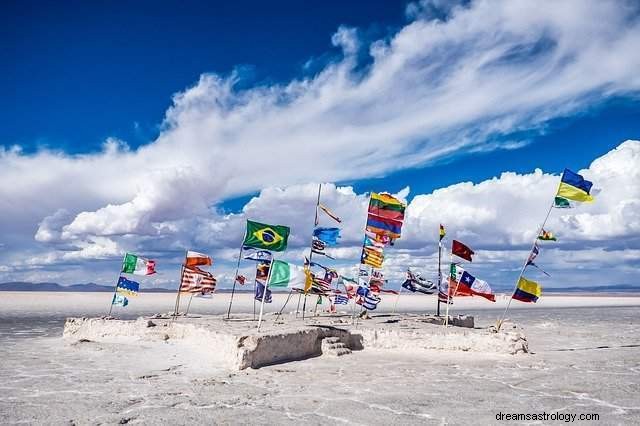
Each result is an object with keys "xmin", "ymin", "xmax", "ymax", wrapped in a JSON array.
[
  {"xmin": 185, "ymin": 250, "xmax": 212, "ymax": 267},
  {"xmin": 180, "ymin": 266, "xmax": 216, "ymax": 293}
]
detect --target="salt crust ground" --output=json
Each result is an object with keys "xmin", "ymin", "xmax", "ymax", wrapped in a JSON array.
[
  {"xmin": 1, "ymin": 293, "xmax": 639, "ymax": 425},
  {"xmin": 62, "ymin": 313, "xmax": 529, "ymax": 370}
]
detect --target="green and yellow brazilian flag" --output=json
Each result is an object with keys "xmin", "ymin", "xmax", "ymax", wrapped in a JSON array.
[{"xmin": 243, "ymin": 220, "xmax": 290, "ymax": 252}]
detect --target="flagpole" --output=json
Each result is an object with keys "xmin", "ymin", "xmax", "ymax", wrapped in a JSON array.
[
  {"xmin": 172, "ymin": 251, "xmax": 188, "ymax": 320},
  {"xmin": 108, "ymin": 254, "xmax": 126, "ymax": 317},
  {"xmin": 185, "ymin": 293, "xmax": 194, "ymax": 316},
  {"xmin": 275, "ymin": 289, "xmax": 294, "ymax": 324},
  {"xmin": 226, "ymin": 231, "xmax": 247, "ymax": 319},
  {"xmin": 497, "ymin": 200, "xmax": 554, "ymax": 331},
  {"xmin": 392, "ymin": 277, "xmax": 403, "ymax": 315},
  {"xmin": 303, "ymin": 183, "xmax": 323, "ymax": 321},
  {"xmin": 437, "ymin": 238, "xmax": 442, "ymax": 317},
  {"xmin": 444, "ymin": 248, "xmax": 453, "ymax": 326},
  {"xmin": 257, "ymin": 258, "xmax": 275, "ymax": 331}
]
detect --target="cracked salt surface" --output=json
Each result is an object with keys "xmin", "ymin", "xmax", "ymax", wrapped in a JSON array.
[{"xmin": 0, "ymin": 292, "xmax": 639, "ymax": 425}]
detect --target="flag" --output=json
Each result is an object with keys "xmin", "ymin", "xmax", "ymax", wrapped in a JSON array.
[
  {"xmin": 255, "ymin": 261, "xmax": 271, "ymax": 285},
  {"xmin": 402, "ymin": 270, "xmax": 436, "ymax": 294},
  {"xmin": 456, "ymin": 270, "xmax": 496, "ymax": 302},
  {"xmin": 255, "ymin": 282, "xmax": 272, "ymax": 303},
  {"xmin": 185, "ymin": 250, "xmax": 212, "ymax": 267},
  {"xmin": 303, "ymin": 266, "xmax": 314, "ymax": 293},
  {"xmin": 513, "ymin": 276, "xmax": 542, "ymax": 303},
  {"xmin": 438, "ymin": 273, "xmax": 453, "ymax": 304},
  {"xmin": 318, "ymin": 203, "xmax": 342, "ymax": 223},
  {"xmin": 538, "ymin": 229, "xmax": 557, "ymax": 241},
  {"xmin": 363, "ymin": 232, "xmax": 385, "ymax": 251},
  {"xmin": 554, "ymin": 196, "xmax": 573, "ymax": 209},
  {"xmin": 334, "ymin": 295, "xmax": 349, "ymax": 305},
  {"xmin": 366, "ymin": 214, "xmax": 403, "ymax": 239},
  {"xmin": 235, "ymin": 275, "xmax": 247, "ymax": 285},
  {"xmin": 242, "ymin": 246, "xmax": 273, "ymax": 262},
  {"xmin": 268, "ymin": 260, "xmax": 307, "ymax": 288},
  {"xmin": 361, "ymin": 246, "xmax": 384, "ymax": 268},
  {"xmin": 116, "ymin": 276, "xmax": 140, "ymax": 296},
  {"xmin": 121, "ymin": 253, "xmax": 156, "ymax": 276},
  {"xmin": 556, "ymin": 168, "xmax": 595, "ymax": 202},
  {"xmin": 311, "ymin": 238, "xmax": 334, "ymax": 259},
  {"xmin": 361, "ymin": 292, "xmax": 381, "ymax": 310},
  {"xmin": 313, "ymin": 227, "xmax": 341, "ymax": 246},
  {"xmin": 368, "ymin": 192, "xmax": 406, "ymax": 221},
  {"xmin": 452, "ymin": 240, "xmax": 474, "ymax": 261},
  {"xmin": 527, "ymin": 243, "xmax": 540, "ymax": 265},
  {"xmin": 243, "ymin": 220, "xmax": 290, "ymax": 251},
  {"xmin": 180, "ymin": 266, "xmax": 216, "ymax": 293},
  {"xmin": 111, "ymin": 293, "xmax": 128, "ymax": 307},
  {"xmin": 439, "ymin": 224, "xmax": 446, "ymax": 241}
]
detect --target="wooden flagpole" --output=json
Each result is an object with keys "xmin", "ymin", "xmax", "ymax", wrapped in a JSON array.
[
  {"xmin": 303, "ymin": 183, "xmax": 322, "ymax": 320},
  {"xmin": 391, "ymin": 275, "xmax": 403, "ymax": 315},
  {"xmin": 275, "ymin": 289, "xmax": 294, "ymax": 324},
  {"xmin": 172, "ymin": 250, "xmax": 188, "ymax": 319},
  {"xmin": 226, "ymin": 231, "xmax": 247, "ymax": 319},
  {"xmin": 497, "ymin": 200, "xmax": 555, "ymax": 331},
  {"xmin": 257, "ymin": 257, "xmax": 275, "ymax": 331}
]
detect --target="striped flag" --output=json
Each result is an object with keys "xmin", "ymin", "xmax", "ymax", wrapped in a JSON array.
[
  {"xmin": 361, "ymin": 246, "xmax": 384, "ymax": 268},
  {"xmin": 334, "ymin": 295, "xmax": 349, "ymax": 305},
  {"xmin": 180, "ymin": 266, "xmax": 216, "ymax": 293}
]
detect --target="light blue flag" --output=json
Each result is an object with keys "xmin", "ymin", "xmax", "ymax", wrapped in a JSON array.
[{"xmin": 313, "ymin": 227, "xmax": 341, "ymax": 246}]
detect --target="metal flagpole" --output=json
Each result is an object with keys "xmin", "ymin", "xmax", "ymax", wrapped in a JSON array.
[
  {"xmin": 172, "ymin": 251, "xmax": 188, "ymax": 320},
  {"xmin": 108, "ymin": 254, "xmax": 126, "ymax": 317},
  {"xmin": 303, "ymin": 183, "xmax": 323, "ymax": 320},
  {"xmin": 497, "ymin": 200, "xmax": 555, "ymax": 331},
  {"xmin": 226, "ymin": 232, "xmax": 247, "ymax": 319},
  {"xmin": 257, "ymin": 258, "xmax": 275, "ymax": 331},
  {"xmin": 392, "ymin": 278, "xmax": 403, "ymax": 315},
  {"xmin": 295, "ymin": 292, "xmax": 302, "ymax": 317},
  {"xmin": 185, "ymin": 293, "xmax": 195, "ymax": 316},
  {"xmin": 437, "ymin": 238, "xmax": 442, "ymax": 316}
]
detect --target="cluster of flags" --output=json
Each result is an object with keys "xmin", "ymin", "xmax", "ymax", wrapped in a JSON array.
[
  {"xmin": 445, "ymin": 240, "xmax": 496, "ymax": 303},
  {"xmin": 355, "ymin": 192, "xmax": 407, "ymax": 310},
  {"xmin": 510, "ymin": 169, "xmax": 596, "ymax": 305},
  {"xmin": 111, "ymin": 253, "xmax": 156, "ymax": 308}
]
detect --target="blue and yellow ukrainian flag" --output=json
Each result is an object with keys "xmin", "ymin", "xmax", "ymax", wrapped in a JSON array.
[
  {"xmin": 512, "ymin": 276, "xmax": 541, "ymax": 303},
  {"xmin": 556, "ymin": 168, "xmax": 594, "ymax": 202}
]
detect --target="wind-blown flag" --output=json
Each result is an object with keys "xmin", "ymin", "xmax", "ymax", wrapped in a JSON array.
[
  {"xmin": 235, "ymin": 275, "xmax": 247, "ymax": 285},
  {"xmin": 363, "ymin": 232, "xmax": 385, "ymax": 251},
  {"xmin": 116, "ymin": 276, "xmax": 140, "ymax": 296},
  {"xmin": 439, "ymin": 224, "xmax": 446, "ymax": 241},
  {"xmin": 255, "ymin": 261, "xmax": 271, "ymax": 285},
  {"xmin": 438, "ymin": 273, "xmax": 453, "ymax": 304},
  {"xmin": 538, "ymin": 229, "xmax": 557, "ymax": 241},
  {"xmin": 556, "ymin": 168, "xmax": 595, "ymax": 203},
  {"xmin": 513, "ymin": 276, "xmax": 542, "ymax": 303},
  {"xmin": 111, "ymin": 293, "xmax": 128, "ymax": 307},
  {"xmin": 456, "ymin": 270, "xmax": 496, "ymax": 302},
  {"xmin": 185, "ymin": 250, "xmax": 212, "ymax": 267},
  {"xmin": 402, "ymin": 270, "xmax": 436, "ymax": 294},
  {"xmin": 554, "ymin": 196, "xmax": 573, "ymax": 209},
  {"xmin": 368, "ymin": 192, "xmax": 406, "ymax": 221},
  {"xmin": 452, "ymin": 240, "xmax": 474, "ymax": 261},
  {"xmin": 242, "ymin": 246, "xmax": 273, "ymax": 262},
  {"xmin": 122, "ymin": 253, "xmax": 156, "ymax": 276},
  {"xmin": 366, "ymin": 214, "xmax": 403, "ymax": 239},
  {"xmin": 313, "ymin": 227, "xmax": 341, "ymax": 245},
  {"xmin": 255, "ymin": 282, "xmax": 272, "ymax": 303},
  {"xmin": 318, "ymin": 203, "xmax": 342, "ymax": 223},
  {"xmin": 243, "ymin": 220, "xmax": 290, "ymax": 252},
  {"xmin": 311, "ymin": 238, "xmax": 334, "ymax": 259},
  {"xmin": 360, "ymin": 292, "xmax": 381, "ymax": 310},
  {"xmin": 268, "ymin": 260, "xmax": 307, "ymax": 288},
  {"xmin": 334, "ymin": 295, "xmax": 349, "ymax": 305},
  {"xmin": 180, "ymin": 266, "xmax": 216, "ymax": 293},
  {"xmin": 361, "ymin": 246, "xmax": 384, "ymax": 268}
]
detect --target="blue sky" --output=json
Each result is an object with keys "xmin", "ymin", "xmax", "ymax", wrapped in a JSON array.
[{"xmin": 1, "ymin": 0, "xmax": 639, "ymax": 290}]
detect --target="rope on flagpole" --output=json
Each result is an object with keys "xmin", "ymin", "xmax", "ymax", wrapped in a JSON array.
[{"xmin": 497, "ymin": 200, "xmax": 555, "ymax": 331}]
